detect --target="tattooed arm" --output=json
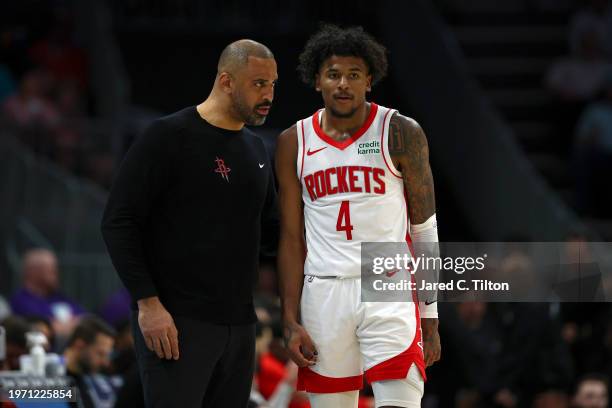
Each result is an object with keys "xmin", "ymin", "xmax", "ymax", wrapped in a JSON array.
[
  {"xmin": 388, "ymin": 113, "xmax": 441, "ymax": 367},
  {"xmin": 388, "ymin": 113, "xmax": 435, "ymax": 224}
]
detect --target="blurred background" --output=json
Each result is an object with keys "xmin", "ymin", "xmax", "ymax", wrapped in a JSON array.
[{"xmin": 0, "ymin": 0, "xmax": 611, "ymax": 407}]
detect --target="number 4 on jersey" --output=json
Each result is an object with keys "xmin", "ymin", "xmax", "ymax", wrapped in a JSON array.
[{"xmin": 336, "ymin": 200, "xmax": 354, "ymax": 240}]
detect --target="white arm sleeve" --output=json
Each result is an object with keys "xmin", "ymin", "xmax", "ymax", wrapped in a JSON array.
[{"xmin": 410, "ymin": 214, "xmax": 439, "ymax": 319}]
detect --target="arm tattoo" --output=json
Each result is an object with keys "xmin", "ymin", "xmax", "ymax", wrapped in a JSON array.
[
  {"xmin": 388, "ymin": 117, "xmax": 406, "ymax": 154},
  {"xmin": 388, "ymin": 114, "xmax": 436, "ymax": 224}
]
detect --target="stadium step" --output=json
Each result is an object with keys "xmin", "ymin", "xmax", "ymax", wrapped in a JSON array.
[{"xmin": 436, "ymin": 1, "xmax": 573, "ymax": 206}]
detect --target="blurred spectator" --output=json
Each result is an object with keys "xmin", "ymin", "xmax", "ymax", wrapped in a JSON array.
[
  {"xmin": 569, "ymin": 0, "xmax": 612, "ymax": 57},
  {"xmin": 435, "ymin": 302, "xmax": 504, "ymax": 407},
  {"xmin": 571, "ymin": 374, "xmax": 609, "ymax": 408},
  {"xmin": 0, "ymin": 295, "xmax": 10, "ymax": 321},
  {"xmin": 10, "ymin": 248, "xmax": 84, "ymax": 339},
  {"xmin": 28, "ymin": 18, "xmax": 88, "ymax": 90},
  {"xmin": 547, "ymin": 27, "xmax": 612, "ymax": 102},
  {"xmin": 573, "ymin": 74, "xmax": 612, "ymax": 215},
  {"xmin": 64, "ymin": 316, "xmax": 118, "ymax": 408},
  {"xmin": 498, "ymin": 240, "xmax": 542, "ymax": 301},
  {"xmin": 0, "ymin": 315, "xmax": 29, "ymax": 371},
  {"xmin": 532, "ymin": 391, "xmax": 570, "ymax": 408},
  {"xmin": 546, "ymin": 26, "xmax": 612, "ymax": 150},
  {"xmin": 2, "ymin": 69, "xmax": 59, "ymax": 129},
  {"xmin": 496, "ymin": 303, "xmax": 574, "ymax": 407}
]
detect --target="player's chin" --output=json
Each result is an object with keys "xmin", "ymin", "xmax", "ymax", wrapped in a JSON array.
[{"xmin": 330, "ymin": 104, "xmax": 357, "ymax": 118}]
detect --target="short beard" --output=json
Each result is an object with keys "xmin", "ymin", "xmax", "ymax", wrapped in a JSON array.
[
  {"xmin": 232, "ymin": 93, "xmax": 268, "ymax": 126},
  {"xmin": 329, "ymin": 106, "xmax": 359, "ymax": 119}
]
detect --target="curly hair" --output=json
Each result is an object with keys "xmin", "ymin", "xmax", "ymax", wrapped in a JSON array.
[{"xmin": 298, "ymin": 24, "xmax": 388, "ymax": 88}]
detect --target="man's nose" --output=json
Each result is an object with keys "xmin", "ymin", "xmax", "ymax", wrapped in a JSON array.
[
  {"xmin": 338, "ymin": 76, "xmax": 349, "ymax": 89},
  {"xmin": 263, "ymin": 86, "xmax": 274, "ymax": 102}
]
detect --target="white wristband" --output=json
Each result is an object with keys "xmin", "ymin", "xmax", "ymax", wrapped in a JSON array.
[{"xmin": 411, "ymin": 214, "xmax": 439, "ymax": 319}]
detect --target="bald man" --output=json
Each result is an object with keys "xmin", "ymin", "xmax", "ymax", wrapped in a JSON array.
[
  {"xmin": 10, "ymin": 248, "xmax": 84, "ymax": 337},
  {"xmin": 102, "ymin": 40, "xmax": 279, "ymax": 407}
]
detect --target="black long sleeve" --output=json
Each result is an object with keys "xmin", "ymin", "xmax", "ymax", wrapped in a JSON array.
[
  {"xmin": 101, "ymin": 119, "xmax": 173, "ymax": 301},
  {"xmin": 101, "ymin": 106, "xmax": 279, "ymax": 324}
]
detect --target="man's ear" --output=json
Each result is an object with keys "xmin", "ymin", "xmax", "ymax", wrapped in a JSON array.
[
  {"xmin": 218, "ymin": 72, "xmax": 234, "ymax": 94},
  {"xmin": 366, "ymin": 74, "xmax": 372, "ymax": 93},
  {"xmin": 315, "ymin": 74, "xmax": 321, "ymax": 92}
]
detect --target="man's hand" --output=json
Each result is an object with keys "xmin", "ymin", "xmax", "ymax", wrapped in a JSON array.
[
  {"xmin": 283, "ymin": 320, "xmax": 317, "ymax": 367},
  {"xmin": 137, "ymin": 297, "xmax": 179, "ymax": 360},
  {"xmin": 421, "ymin": 318, "xmax": 441, "ymax": 367}
]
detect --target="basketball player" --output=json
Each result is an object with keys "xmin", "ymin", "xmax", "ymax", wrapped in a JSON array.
[
  {"xmin": 102, "ymin": 40, "xmax": 278, "ymax": 407},
  {"xmin": 276, "ymin": 25, "xmax": 441, "ymax": 408}
]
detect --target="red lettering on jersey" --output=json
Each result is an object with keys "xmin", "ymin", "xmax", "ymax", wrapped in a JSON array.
[
  {"xmin": 303, "ymin": 166, "xmax": 386, "ymax": 201},
  {"xmin": 304, "ymin": 174, "xmax": 317, "ymax": 201},
  {"xmin": 336, "ymin": 166, "xmax": 349, "ymax": 193},
  {"xmin": 325, "ymin": 168, "xmax": 338, "ymax": 195},
  {"xmin": 373, "ymin": 168, "xmax": 386, "ymax": 194},
  {"xmin": 348, "ymin": 166, "xmax": 362, "ymax": 193},
  {"xmin": 361, "ymin": 166, "xmax": 372, "ymax": 193},
  {"xmin": 314, "ymin": 170, "xmax": 326, "ymax": 198}
]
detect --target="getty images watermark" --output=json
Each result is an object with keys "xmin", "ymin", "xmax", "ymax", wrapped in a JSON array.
[
  {"xmin": 370, "ymin": 251, "xmax": 508, "ymax": 292},
  {"xmin": 361, "ymin": 242, "xmax": 612, "ymax": 303}
]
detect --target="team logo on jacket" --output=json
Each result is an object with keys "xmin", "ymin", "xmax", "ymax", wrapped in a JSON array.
[
  {"xmin": 357, "ymin": 141, "xmax": 380, "ymax": 155},
  {"xmin": 214, "ymin": 157, "xmax": 231, "ymax": 182}
]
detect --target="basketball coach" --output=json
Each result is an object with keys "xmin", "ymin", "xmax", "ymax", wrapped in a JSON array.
[{"xmin": 101, "ymin": 39, "xmax": 279, "ymax": 407}]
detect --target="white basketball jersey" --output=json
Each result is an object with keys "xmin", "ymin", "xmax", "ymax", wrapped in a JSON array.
[{"xmin": 297, "ymin": 103, "xmax": 409, "ymax": 278}]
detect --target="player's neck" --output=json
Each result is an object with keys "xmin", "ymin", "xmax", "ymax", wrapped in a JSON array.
[
  {"xmin": 197, "ymin": 96, "xmax": 245, "ymax": 131},
  {"xmin": 322, "ymin": 102, "xmax": 370, "ymax": 139}
]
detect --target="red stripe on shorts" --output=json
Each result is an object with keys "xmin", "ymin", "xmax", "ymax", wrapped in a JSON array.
[{"xmin": 297, "ymin": 367, "xmax": 364, "ymax": 393}]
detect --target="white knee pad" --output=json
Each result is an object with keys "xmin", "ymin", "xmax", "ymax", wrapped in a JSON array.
[
  {"xmin": 371, "ymin": 364, "xmax": 424, "ymax": 408},
  {"xmin": 308, "ymin": 390, "xmax": 359, "ymax": 408}
]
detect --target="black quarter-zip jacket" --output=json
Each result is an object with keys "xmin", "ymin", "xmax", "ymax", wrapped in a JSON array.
[{"xmin": 101, "ymin": 106, "xmax": 278, "ymax": 324}]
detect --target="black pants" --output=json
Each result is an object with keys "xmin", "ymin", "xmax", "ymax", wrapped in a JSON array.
[{"xmin": 131, "ymin": 312, "xmax": 255, "ymax": 408}]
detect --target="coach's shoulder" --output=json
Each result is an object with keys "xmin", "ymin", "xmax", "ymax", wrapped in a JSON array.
[
  {"xmin": 127, "ymin": 116, "xmax": 184, "ymax": 163},
  {"xmin": 136, "ymin": 118, "xmax": 172, "ymax": 147}
]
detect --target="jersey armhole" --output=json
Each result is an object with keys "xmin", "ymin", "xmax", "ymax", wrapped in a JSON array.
[
  {"xmin": 297, "ymin": 119, "xmax": 306, "ymax": 181},
  {"xmin": 381, "ymin": 110, "xmax": 403, "ymax": 179}
]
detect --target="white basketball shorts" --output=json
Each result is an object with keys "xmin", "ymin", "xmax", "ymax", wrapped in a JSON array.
[{"xmin": 297, "ymin": 275, "xmax": 426, "ymax": 393}]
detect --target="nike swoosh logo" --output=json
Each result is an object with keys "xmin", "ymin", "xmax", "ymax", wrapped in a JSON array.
[
  {"xmin": 307, "ymin": 146, "xmax": 327, "ymax": 156},
  {"xmin": 385, "ymin": 269, "xmax": 399, "ymax": 277},
  {"xmin": 259, "ymin": 163, "xmax": 265, "ymax": 168},
  {"xmin": 424, "ymin": 300, "xmax": 437, "ymax": 306}
]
